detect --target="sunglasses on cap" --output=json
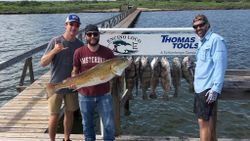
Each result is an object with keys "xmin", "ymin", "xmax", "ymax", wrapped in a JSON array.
[
  {"xmin": 193, "ymin": 22, "xmax": 206, "ymax": 29},
  {"xmin": 69, "ymin": 22, "xmax": 80, "ymax": 28},
  {"xmin": 86, "ymin": 32, "xmax": 99, "ymax": 37}
]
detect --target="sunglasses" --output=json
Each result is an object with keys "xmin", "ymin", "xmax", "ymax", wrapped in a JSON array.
[
  {"xmin": 86, "ymin": 32, "xmax": 99, "ymax": 37},
  {"xmin": 69, "ymin": 22, "xmax": 80, "ymax": 28},
  {"xmin": 193, "ymin": 22, "xmax": 206, "ymax": 29}
]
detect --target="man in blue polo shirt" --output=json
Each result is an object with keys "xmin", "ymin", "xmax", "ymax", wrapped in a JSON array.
[{"xmin": 192, "ymin": 14, "xmax": 227, "ymax": 141}]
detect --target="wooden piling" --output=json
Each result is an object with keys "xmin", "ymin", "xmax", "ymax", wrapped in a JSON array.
[
  {"xmin": 17, "ymin": 57, "xmax": 35, "ymax": 92},
  {"xmin": 111, "ymin": 77, "xmax": 121, "ymax": 136}
]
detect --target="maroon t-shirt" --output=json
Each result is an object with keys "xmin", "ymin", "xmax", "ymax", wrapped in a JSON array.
[{"xmin": 73, "ymin": 45, "xmax": 115, "ymax": 96}]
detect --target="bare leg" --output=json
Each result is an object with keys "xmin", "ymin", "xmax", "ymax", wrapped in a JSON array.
[
  {"xmin": 210, "ymin": 103, "xmax": 218, "ymax": 141},
  {"xmin": 209, "ymin": 116, "xmax": 217, "ymax": 141},
  {"xmin": 198, "ymin": 118, "xmax": 210, "ymax": 141},
  {"xmin": 48, "ymin": 114, "xmax": 59, "ymax": 141},
  {"xmin": 63, "ymin": 111, "xmax": 74, "ymax": 141}
]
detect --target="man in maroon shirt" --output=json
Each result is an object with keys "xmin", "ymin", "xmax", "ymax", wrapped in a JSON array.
[{"xmin": 72, "ymin": 24, "xmax": 115, "ymax": 141}]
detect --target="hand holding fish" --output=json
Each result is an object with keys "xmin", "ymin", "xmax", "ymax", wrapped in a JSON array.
[
  {"xmin": 65, "ymin": 77, "xmax": 77, "ymax": 90},
  {"xmin": 69, "ymin": 84, "xmax": 77, "ymax": 90}
]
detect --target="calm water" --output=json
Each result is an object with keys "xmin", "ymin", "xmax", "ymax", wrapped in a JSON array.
[{"xmin": 0, "ymin": 10, "xmax": 250, "ymax": 138}]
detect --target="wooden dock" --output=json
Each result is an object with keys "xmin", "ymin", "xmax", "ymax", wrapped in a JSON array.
[
  {"xmin": 114, "ymin": 9, "xmax": 141, "ymax": 28},
  {"xmin": 0, "ymin": 73, "xmax": 49, "ymax": 139},
  {"xmin": 221, "ymin": 69, "xmax": 250, "ymax": 100}
]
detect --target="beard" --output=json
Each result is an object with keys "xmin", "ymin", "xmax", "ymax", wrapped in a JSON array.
[
  {"xmin": 87, "ymin": 38, "xmax": 99, "ymax": 46},
  {"xmin": 196, "ymin": 29, "xmax": 206, "ymax": 38}
]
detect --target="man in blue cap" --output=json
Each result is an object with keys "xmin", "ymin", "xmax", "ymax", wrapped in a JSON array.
[{"xmin": 40, "ymin": 14, "xmax": 84, "ymax": 141}]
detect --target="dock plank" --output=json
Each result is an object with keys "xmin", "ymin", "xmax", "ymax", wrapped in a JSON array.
[
  {"xmin": 0, "ymin": 116, "xmax": 48, "ymax": 120},
  {"xmin": 221, "ymin": 72, "xmax": 250, "ymax": 100},
  {"xmin": 0, "ymin": 133, "xmax": 248, "ymax": 141}
]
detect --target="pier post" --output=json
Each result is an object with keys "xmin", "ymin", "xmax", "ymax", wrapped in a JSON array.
[
  {"xmin": 211, "ymin": 101, "xmax": 218, "ymax": 140},
  {"xmin": 17, "ymin": 57, "xmax": 35, "ymax": 92},
  {"xmin": 111, "ymin": 77, "xmax": 121, "ymax": 136}
]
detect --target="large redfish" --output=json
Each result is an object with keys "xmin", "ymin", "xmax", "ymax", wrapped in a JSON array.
[{"xmin": 46, "ymin": 58, "xmax": 130, "ymax": 98}]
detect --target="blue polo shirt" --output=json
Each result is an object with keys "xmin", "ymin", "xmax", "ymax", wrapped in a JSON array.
[{"xmin": 194, "ymin": 29, "xmax": 227, "ymax": 94}]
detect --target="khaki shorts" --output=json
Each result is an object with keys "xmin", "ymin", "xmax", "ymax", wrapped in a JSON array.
[{"xmin": 48, "ymin": 92, "xmax": 79, "ymax": 115}]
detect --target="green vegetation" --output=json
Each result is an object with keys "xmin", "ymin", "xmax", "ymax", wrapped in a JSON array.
[
  {"xmin": 0, "ymin": 0, "xmax": 250, "ymax": 14},
  {"xmin": 132, "ymin": 0, "xmax": 250, "ymax": 10},
  {"xmin": 0, "ymin": 1, "xmax": 122, "ymax": 14}
]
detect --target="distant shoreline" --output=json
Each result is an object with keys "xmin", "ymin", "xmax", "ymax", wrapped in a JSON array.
[
  {"xmin": 137, "ymin": 7, "xmax": 250, "ymax": 12},
  {"xmin": 0, "ymin": 1, "xmax": 250, "ymax": 14},
  {"xmin": 0, "ymin": 9, "xmax": 121, "ymax": 15}
]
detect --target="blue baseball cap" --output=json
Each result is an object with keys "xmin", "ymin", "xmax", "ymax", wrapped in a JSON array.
[{"xmin": 65, "ymin": 14, "xmax": 81, "ymax": 24}]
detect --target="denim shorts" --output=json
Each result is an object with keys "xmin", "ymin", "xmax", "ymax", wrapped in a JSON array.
[{"xmin": 193, "ymin": 89, "xmax": 217, "ymax": 121}]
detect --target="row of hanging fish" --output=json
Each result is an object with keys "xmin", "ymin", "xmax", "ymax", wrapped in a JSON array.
[{"xmin": 124, "ymin": 56, "xmax": 195, "ymax": 100}]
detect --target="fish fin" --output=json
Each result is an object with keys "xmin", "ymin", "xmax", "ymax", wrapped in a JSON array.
[
  {"xmin": 73, "ymin": 85, "xmax": 82, "ymax": 91},
  {"xmin": 73, "ymin": 88, "xmax": 78, "ymax": 92},
  {"xmin": 46, "ymin": 83, "xmax": 56, "ymax": 99},
  {"xmin": 110, "ymin": 64, "xmax": 124, "ymax": 76},
  {"xmin": 112, "ymin": 69, "xmax": 123, "ymax": 76}
]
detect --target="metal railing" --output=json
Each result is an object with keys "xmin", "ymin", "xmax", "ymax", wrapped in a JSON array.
[{"xmin": 77, "ymin": 6, "xmax": 136, "ymax": 41}]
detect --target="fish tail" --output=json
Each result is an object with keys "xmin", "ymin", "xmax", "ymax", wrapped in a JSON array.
[{"xmin": 46, "ymin": 83, "xmax": 56, "ymax": 99}]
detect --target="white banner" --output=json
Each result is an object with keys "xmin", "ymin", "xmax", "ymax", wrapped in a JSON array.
[{"xmin": 99, "ymin": 33, "xmax": 199, "ymax": 56}]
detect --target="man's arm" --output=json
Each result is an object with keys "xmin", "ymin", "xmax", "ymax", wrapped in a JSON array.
[
  {"xmin": 68, "ymin": 66, "xmax": 80, "ymax": 89},
  {"xmin": 40, "ymin": 41, "xmax": 67, "ymax": 67},
  {"xmin": 211, "ymin": 38, "xmax": 227, "ymax": 94},
  {"xmin": 71, "ymin": 66, "xmax": 79, "ymax": 77}
]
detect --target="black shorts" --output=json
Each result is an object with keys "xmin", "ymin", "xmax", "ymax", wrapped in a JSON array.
[{"xmin": 193, "ymin": 89, "xmax": 217, "ymax": 121}]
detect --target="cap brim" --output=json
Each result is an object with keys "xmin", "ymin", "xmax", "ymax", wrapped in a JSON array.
[{"xmin": 66, "ymin": 20, "xmax": 81, "ymax": 24}]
